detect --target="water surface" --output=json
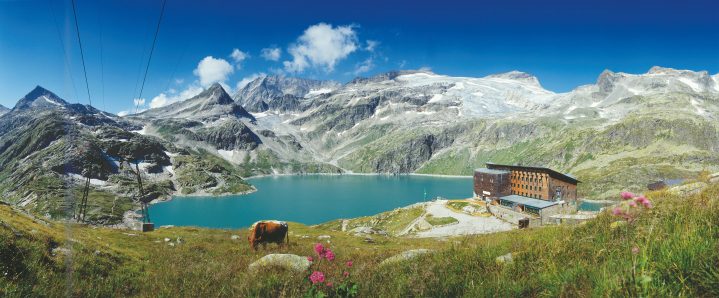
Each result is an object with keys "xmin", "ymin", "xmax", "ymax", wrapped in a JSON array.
[{"xmin": 149, "ymin": 175, "xmax": 472, "ymax": 229}]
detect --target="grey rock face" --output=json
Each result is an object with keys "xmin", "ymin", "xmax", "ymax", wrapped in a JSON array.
[
  {"xmin": 234, "ymin": 75, "xmax": 339, "ymax": 112},
  {"xmin": 368, "ymin": 126, "xmax": 464, "ymax": 173},
  {"xmin": 139, "ymin": 83, "xmax": 255, "ymax": 122},
  {"xmin": 13, "ymin": 85, "xmax": 69, "ymax": 111},
  {"xmin": 192, "ymin": 119, "xmax": 262, "ymax": 151},
  {"xmin": 266, "ymin": 94, "xmax": 303, "ymax": 112}
]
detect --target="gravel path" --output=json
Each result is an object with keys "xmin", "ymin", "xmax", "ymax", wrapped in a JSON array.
[{"xmin": 414, "ymin": 200, "xmax": 515, "ymax": 238}]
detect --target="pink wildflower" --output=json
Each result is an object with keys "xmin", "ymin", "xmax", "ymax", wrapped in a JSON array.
[
  {"xmin": 643, "ymin": 200, "xmax": 653, "ymax": 209},
  {"xmin": 620, "ymin": 191, "xmax": 635, "ymax": 200},
  {"xmin": 343, "ymin": 271, "xmax": 350, "ymax": 278},
  {"xmin": 309, "ymin": 271, "xmax": 325, "ymax": 284},
  {"xmin": 631, "ymin": 246, "xmax": 640, "ymax": 255},
  {"xmin": 628, "ymin": 201, "xmax": 637, "ymax": 207},
  {"xmin": 307, "ymin": 256, "xmax": 314, "ymax": 262},
  {"xmin": 612, "ymin": 207, "xmax": 623, "ymax": 216},
  {"xmin": 324, "ymin": 249, "xmax": 335, "ymax": 261},
  {"xmin": 325, "ymin": 282, "xmax": 333, "ymax": 287},
  {"xmin": 314, "ymin": 243, "xmax": 325, "ymax": 256},
  {"xmin": 346, "ymin": 261, "xmax": 353, "ymax": 267}
]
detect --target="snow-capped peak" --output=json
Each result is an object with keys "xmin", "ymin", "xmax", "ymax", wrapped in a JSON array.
[
  {"xmin": 13, "ymin": 85, "xmax": 69, "ymax": 111},
  {"xmin": 485, "ymin": 71, "xmax": 541, "ymax": 87}
]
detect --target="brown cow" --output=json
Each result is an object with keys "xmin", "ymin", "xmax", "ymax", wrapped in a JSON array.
[{"xmin": 248, "ymin": 220, "xmax": 289, "ymax": 250}]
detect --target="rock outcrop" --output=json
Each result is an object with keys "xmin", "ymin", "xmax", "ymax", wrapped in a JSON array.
[
  {"xmin": 248, "ymin": 254, "xmax": 312, "ymax": 272},
  {"xmin": 380, "ymin": 249, "xmax": 434, "ymax": 266}
]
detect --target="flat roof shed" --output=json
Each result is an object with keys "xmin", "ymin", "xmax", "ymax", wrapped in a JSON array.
[{"xmin": 499, "ymin": 195, "xmax": 558, "ymax": 209}]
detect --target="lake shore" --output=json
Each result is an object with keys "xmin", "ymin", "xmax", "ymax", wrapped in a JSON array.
[
  {"xmin": 147, "ymin": 174, "xmax": 473, "ymax": 229},
  {"xmin": 244, "ymin": 172, "xmax": 472, "ymax": 180}
]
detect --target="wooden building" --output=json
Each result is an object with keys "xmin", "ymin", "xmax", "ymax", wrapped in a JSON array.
[
  {"xmin": 474, "ymin": 163, "xmax": 579, "ymax": 202},
  {"xmin": 473, "ymin": 168, "xmax": 511, "ymax": 199}
]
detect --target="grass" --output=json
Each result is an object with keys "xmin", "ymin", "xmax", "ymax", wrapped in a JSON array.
[
  {"xmin": 1, "ymin": 182, "xmax": 718, "ymax": 297},
  {"xmin": 318, "ymin": 206, "xmax": 425, "ymax": 236},
  {"xmin": 173, "ymin": 150, "xmax": 253, "ymax": 195},
  {"xmin": 424, "ymin": 215, "xmax": 458, "ymax": 226}
]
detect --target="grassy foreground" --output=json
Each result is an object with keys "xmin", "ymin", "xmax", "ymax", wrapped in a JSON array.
[{"xmin": 2, "ymin": 184, "xmax": 719, "ymax": 297}]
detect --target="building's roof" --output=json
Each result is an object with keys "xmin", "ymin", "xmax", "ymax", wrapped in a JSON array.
[
  {"xmin": 499, "ymin": 195, "xmax": 559, "ymax": 209},
  {"xmin": 474, "ymin": 168, "xmax": 510, "ymax": 175},
  {"xmin": 485, "ymin": 162, "xmax": 580, "ymax": 184}
]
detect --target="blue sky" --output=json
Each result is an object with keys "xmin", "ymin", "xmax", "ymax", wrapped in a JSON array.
[{"xmin": 1, "ymin": 0, "xmax": 718, "ymax": 114}]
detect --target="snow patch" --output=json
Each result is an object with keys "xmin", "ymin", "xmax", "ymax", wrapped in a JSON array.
[
  {"xmin": 564, "ymin": 105, "xmax": 577, "ymax": 115},
  {"xmin": 164, "ymin": 165, "xmax": 175, "ymax": 176},
  {"xmin": 678, "ymin": 77, "xmax": 702, "ymax": 92},
  {"xmin": 43, "ymin": 95, "xmax": 63, "ymax": 106},
  {"xmin": 132, "ymin": 126, "xmax": 148, "ymax": 135},
  {"xmin": 251, "ymin": 111, "xmax": 270, "ymax": 118},
  {"xmin": 690, "ymin": 98, "xmax": 708, "ymax": 116},
  {"xmin": 217, "ymin": 149, "xmax": 237, "ymax": 160},
  {"xmin": 69, "ymin": 174, "xmax": 107, "ymax": 186},
  {"xmin": 428, "ymin": 94, "xmax": 444, "ymax": 103},
  {"xmin": 305, "ymin": 88, "xmax": 334, "ymax": 98}
]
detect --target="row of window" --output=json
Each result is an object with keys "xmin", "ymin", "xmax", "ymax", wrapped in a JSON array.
[
  {"xmin": 517, "ymin": 192, "xmax": 541, "ymax": 199},
  {"xmin": 512, "ymin": 175, "xmax": 543, "ymax": 184},
  {"xmin": 512, "ymin": 183, "xmax": 542, "ymax": 192}
]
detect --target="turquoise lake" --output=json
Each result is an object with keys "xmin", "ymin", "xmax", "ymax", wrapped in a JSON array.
[{"xmin": 149, "ymin": 175, "xmax": 472, "ymax": 229}]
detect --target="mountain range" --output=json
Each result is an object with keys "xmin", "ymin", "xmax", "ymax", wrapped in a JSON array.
[{"xmin": 1, "ymin": 67, "xmax": 717, "ymax": 224}]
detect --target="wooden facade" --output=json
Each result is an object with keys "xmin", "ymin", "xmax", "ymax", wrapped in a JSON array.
[
  {"xmin": 473, "ymin": 169, "xmax": 511, "ymax": 199},
  {"xmin": 474, "ymin": 163, "xmax": 579, "ymax": 202}
]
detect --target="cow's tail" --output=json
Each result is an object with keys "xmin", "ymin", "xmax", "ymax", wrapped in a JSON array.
[{"xmin": 285, "ymin": 232, "xmax": 290, "ymax": 246}]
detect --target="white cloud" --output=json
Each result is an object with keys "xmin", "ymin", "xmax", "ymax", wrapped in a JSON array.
[
  {"xmin": 230, "ymin": 49, "xmax": 249, "ymax": 70},
  {"xmin": 149, "ymin": 84, "xmax": 204, "ymax": 109},
  {"xmin": 230, "ymin": 49, "xmax": 249, "ymax": 62},
  {"xmin": 365, "ymin": 40, "xmax": 379, "ymax": 52},
  {"xmin": 149, "ymin": 94, "xmax": 170, "ymax": 109},
  {"xmin": 193, "ymin": 56, "xmax": 234, "ymax": 86},
  {"xmin": 133, "ymin": 98, "xmax": 146, "ymax": 106},
  {"xmin": 117, "ymin": 110, "xmax": 129, "ymax": 117},
  {"xmin": 283, "ymin": 23, "xmax": 358, "ymax": 73},
  {"xmin": 261, "ymin": 47, "xmax": 281, "ymax": 61},
  {"xmin": 236, "ymin": 72, "xmax": 267, "ymax": 90},
  {"xmin": 353, "ymin": 58, "xmax": 374, "ymax": 75}
]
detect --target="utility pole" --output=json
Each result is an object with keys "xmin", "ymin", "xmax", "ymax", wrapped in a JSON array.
[{"xmin": 130, "ymin": 159, "xmax": 153, "ymax": 232}]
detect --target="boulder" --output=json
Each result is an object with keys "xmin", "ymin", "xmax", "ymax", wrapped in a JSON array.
[
  {"xmin": 51, "ymin": 247, "xmax": 71, "ymax": 256},
  {"xmin": 413, "ymin": 219, "xmax": 432, "ymax": 231},
  {"xmin": 495, "ymin": 253, "xmax": 513, "ymax": 265},
  {"xmin": 380, "ymin": 249, "xmax": 433, "ymax": 266},
  {"xmin": 248, "ymin": 254, "xmax": 312, "ymax": 272},
  {"xmin": 231, "ymin": 235, "xmax": 240, "ymax": 240},
  {"xmin": 350, "ymin": 226, "xmax": 387, "ymax": 236},
  {"xmin": 708, "ymin": 172, "xmax": 719, "ymax": 183},
  {"xmin": 317, "ymin": 235, "xmax": 331, "ymax": 240},
  {"xmin": 669, "ymin": 182, "xmax": 707, "ymax": 196}
]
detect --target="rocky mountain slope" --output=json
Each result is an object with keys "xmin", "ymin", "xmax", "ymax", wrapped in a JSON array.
[
  {"xmin": 0, "ymin": 104, "xmax": 10, "ymax": 116},
  {"xmin": 0, "ymin": 86, "xmax": 254, "ymax": 224},
  {"xmin": 244, "ymin": 68, "xmax": 719, "ymax": 198},
  {"xmin": 137, "ymin": 83, "xmax": 255, "ymax": 122},
  {"xmin": 233, "ymin": 75, "xmax": 340, "ymax": 112},
  {"xmin": 1, "ymin": 67, "xmax": 717, "ymax": 224}
]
